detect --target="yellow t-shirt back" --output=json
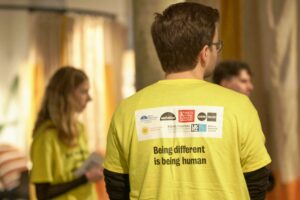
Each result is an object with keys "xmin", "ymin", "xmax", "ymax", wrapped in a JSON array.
[{"xmin": 104, "ymin": 79, "xmax": 271, "ymax": 200}]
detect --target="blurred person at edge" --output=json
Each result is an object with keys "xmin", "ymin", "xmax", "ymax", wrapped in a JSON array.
[
  {"xmin": 212, "ymin": 60, "xmax": 275, "ymax": 191},
  {"xmin": 0, "ymin": 144, "xmax": 29, "ymax": 199},
  {"xmin": 30, "ymin": 66, "xmax": 103, "ymax": 200},
  {"xmin": 103, "ymin": 2, "xmax": 271, "ymax": 200}
]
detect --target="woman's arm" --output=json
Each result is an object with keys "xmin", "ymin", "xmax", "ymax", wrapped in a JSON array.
[
  {"xmin": 35, "ymin": 166, "xmax": 103, "ymax": 200},
  {"xmin": 35, "ymin": 176, "xmax": 87, "ymax": 200}
]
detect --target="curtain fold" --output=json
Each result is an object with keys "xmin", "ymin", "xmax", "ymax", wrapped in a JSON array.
[
  {"xmin": 0, "ymin": 11, "xmax": 31, "ymax": 153},
  {"xmin": 220, "ymin": 0, "xmax": 241, "ymax": 60},
  {"xmin": 259, "ymin": 0, "xmax": 299, "ymax": 184},
  {"xmin": 62, "ymin": 14, "xmax": 126, "ymax": 153}
]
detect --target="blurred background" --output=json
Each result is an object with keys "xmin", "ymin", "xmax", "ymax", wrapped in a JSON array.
[{"xmin": 0, "ymin": 0, "xmax": 299, "ymax": 199}]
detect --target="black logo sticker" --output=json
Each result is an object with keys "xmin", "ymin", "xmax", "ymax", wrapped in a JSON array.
[
  {"xmin": 207, "ymin": 113, "xmax": 217, "ymax": 122},
  {"xmin": 160, "ymin": 112, "xmax": 176, "ymax": 121},
  {"xmin": 197, "ymin": 112, "xmax": 206, "ymax": 121}
]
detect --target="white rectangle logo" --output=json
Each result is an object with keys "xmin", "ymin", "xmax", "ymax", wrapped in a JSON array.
[{"xmin": 135, "ymin": 106, "xmax": 224, "ymax": 141}]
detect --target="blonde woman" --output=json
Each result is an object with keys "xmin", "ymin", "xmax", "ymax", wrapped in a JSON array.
[{"xmin": 30, "ymin": 66, "xmax": 102, "ymax": 200}]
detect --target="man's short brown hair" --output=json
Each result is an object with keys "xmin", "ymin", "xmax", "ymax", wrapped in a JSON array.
[{"xmin": 151, "ymin": 2, "xmax": 219, "ymax": 74}]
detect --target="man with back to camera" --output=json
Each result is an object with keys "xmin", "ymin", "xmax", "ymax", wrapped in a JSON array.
[{"xmin": 103, "ymin": 2, "xmax": 271, "ymax": 200}]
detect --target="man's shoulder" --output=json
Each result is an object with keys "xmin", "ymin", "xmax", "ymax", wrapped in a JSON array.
[
  {"xmin": 114, "ymin": 81, "xmax": 252, "ymax": 115},
  {"xmin": 205, "ymin": 82, "xmax": 249, "ymax": 102},
  {"xmin": 206, "ymin": 82, "xmax": 242, "ymax": 96},
  {"xmin": 120, "ymin": 83, "xmax": 158, "ymax": 104}
]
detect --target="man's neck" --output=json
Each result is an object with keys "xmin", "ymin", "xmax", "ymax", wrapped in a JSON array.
[{"xmin": 165, "ymin": 66, "xmax": 204, "ymax": 80}]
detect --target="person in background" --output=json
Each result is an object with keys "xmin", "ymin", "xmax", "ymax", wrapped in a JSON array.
[
  {"xmin": 104, "ymin": 2, "xmax": 271, "ymax": 200},
  {"xmin": 30, "ymin": 66, "xmax": 102, "ymax": 200},
  {"xmin": 0, "ymin": 144, "xmax": 29, "ymax": 199},
  {"xmin": 212, "ymin": 61, "xmax": 253, "ymax": 96},
  {"xmin": 212, "ymin": 60, "xmax": 275, "ymax": 191}
]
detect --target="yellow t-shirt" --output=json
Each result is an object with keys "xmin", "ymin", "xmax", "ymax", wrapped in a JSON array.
[
  {"xmin": 104, "ymin": 79, "xmax": 271, "ymax": 200},
  {"xmin": 30, "ymin": 121, "xmax": 97, "ymax": 200}
]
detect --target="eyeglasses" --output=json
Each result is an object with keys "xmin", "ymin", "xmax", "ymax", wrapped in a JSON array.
[{"xmin": 209, "ymin": 40, "xmax": 223, "ymax": 53}]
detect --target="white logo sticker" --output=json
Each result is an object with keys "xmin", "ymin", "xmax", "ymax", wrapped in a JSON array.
[{"xmin": 135, "ymin": 106, "xmax": 224, "ymax": 141}]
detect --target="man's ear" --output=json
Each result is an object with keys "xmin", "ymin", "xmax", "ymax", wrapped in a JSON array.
[{"xmin": 198, "ymin": 45, "xmax": 209, "ymax": 67}]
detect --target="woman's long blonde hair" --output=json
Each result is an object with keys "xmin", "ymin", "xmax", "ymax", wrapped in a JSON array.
[{"xmin": 33, "ymin": 66, "xmax": 88, "ymax": 146}]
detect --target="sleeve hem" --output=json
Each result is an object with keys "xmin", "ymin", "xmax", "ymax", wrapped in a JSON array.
[
  {"xmin": 30, "ymin": 178, "xmax": 54, "ymax": 183},
  {"xmin": 103, "ymin": 164, "xmax": 129, "ymax": 174},
  {"xmin": 242, "ymin": 158, "xmax": 271, "ymax": 173}
]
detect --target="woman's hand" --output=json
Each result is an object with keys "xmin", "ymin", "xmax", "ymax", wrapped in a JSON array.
[{"xmin": 85, "ymin": 166, "xmax": 103, "ymax": 182}]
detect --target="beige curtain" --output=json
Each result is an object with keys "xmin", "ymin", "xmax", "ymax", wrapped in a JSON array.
[
  {"xmin": 27, "ymin": 11, "xmax": 65, "ymax": 140},
  {"xmin": 0, "ymin": 10, "xmax": 31, "ymax": 153},
  {"xmin": 62, "ymin": 14, "xmax": 126, "ymax": 153},
  {"xmin": 242, "ymin": 0, "xmax": 300, "ymax": 199},
  {"xmin": 220, "ymin": 0, "xmax": 241, "ymax": 60}
]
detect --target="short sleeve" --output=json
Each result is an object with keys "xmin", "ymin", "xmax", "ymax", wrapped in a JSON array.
[
  {"xmin": 103, "ymin": 118, "xmax": 129, "ymax": 174},
  {"xmin": 239, "ymin": 98, "xmax": 271, "ymax": 173},
  {"xmin": 30, "ymin": 131, "xmax": 54, "ymax": 183}
]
